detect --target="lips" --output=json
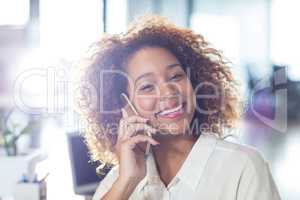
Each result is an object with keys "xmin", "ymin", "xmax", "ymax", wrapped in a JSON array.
[
  {"xmin": 157, "ymin": 104, "xmax": 183, "ymax": 116},
  {"xmin": 155, "ymin": 102, "xmax": 185, "ymax": 119}
]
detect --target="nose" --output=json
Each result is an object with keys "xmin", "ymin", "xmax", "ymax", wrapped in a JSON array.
[{"xmin": 159, "ymin": 82, "xmax": 180, "ymax": 102}]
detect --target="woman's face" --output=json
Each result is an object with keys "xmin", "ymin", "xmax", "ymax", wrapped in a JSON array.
[{"xmin": 125, "ymin": 46, "xmax": 196, "ymax": 135}]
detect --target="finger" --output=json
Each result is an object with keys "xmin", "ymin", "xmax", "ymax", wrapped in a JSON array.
[
  {"xmin": 127, "ymin": 135, "xmax": 159, "ymax": 150},
  {"xmin": 120, "ymin": 108, "xmax": 131, "ymax": 139},
  {"xmin": 117, "ymin": 115, "xmax": 148, "ymax": 140},
  {"xmin": 122, "ymin": 123, "xmax": 158, "ymax": 139},
  {"xmin": 119, "ymin": 122, "xmax": 157, "ymax": 140},
  {"xmin": 117, "ymin": 118, "xmax": 127, "ymax": 140},
  {"xmin": 131, "ymin": 123, "xmax": 157, "ymax": 135},
  {"xmin": 121, "ymin": 108, "xmax": 128, "ymax": 118},
  {"xmin": 125, "ymin": 115, "xmax": 149, "ymax": 123}
]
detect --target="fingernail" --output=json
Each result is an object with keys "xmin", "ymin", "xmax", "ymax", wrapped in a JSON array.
[{"xmin": 151, "ymin": 128, "xmax": 158, "ymax": 133}]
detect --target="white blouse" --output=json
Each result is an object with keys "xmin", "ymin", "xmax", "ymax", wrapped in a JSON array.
[{"xmin": 92, "ymin": 133, "xmax": 281, "ymax": 200}]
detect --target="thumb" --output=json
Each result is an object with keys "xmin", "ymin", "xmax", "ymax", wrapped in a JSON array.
[{"xmin": 121, "ymin": 108, "xmax": 128, "ymax": 118}]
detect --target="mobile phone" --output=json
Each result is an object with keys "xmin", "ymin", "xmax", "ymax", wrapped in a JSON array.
[
  {"xmin": 120, "ymin": 93, "xmax": 139, "ymax": 115},
  {"xmin": 120, "ymin": 93, "xmax": 152, "ymax": 155}
]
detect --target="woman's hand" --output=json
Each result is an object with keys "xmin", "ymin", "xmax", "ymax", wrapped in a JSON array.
[
  {"xmin": 115, "ymin": 107, "xmax": 159, "ymax": 186},
  {"xmin": 101, "ymin": 107, "xmax": 159, "ymax": 200}
]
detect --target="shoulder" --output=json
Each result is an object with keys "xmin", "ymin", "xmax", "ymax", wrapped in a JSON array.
[
  {"xmin": 211, "ymin": 137, "xmax": 282, "ymax": 199},
  {"xmin": 92, "ymin": 165, "xmax": 119, "ymax": 200},
  {"xmin": 212, "ymin": 135, "xmax": 268, "ymax": 170},
  {"xmin": 100, "ymin": 165, "xmax": 120, "ymax": 182}
]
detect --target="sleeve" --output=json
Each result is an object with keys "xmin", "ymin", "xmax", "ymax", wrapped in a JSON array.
[
  {"xmin": 237, "ymin": 150, "xmax": 281, "ymax": 200},
  {"xmin": 92, "ymin": 166, "xmax": 119, "ymax": 200}
]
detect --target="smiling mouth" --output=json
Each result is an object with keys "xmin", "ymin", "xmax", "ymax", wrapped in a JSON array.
[{"xmin": 155, "ymin": 102, "xmax": 185, "ymax": 119}]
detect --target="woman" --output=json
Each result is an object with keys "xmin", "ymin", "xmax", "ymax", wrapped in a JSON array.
[{"xmin": 78, "ymin": 15, "xmax": 281, "ymax": 200}]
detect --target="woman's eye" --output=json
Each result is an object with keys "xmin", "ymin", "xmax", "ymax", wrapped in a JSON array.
[
  {"xmin": 170, "ymin": 73, "xmax": 184, "ymax": 81},
  {"xmin": 139, "ymin": 84, "xmax": 154, "ymax": 92}
]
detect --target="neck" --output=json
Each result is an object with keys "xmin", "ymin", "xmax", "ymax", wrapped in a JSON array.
[
  {"xmin": 152, "ymin": 133, "xmax": 198, "ymax": 156},
  {"xmin": 151, "ymin": 133, "xmax": 198, "ymax": 186}
]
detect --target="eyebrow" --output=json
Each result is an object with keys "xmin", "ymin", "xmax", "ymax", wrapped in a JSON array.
[
  {"xmin": 167, "ymin": 63, "xmax": 181, "ymax": 69},
  {"xmin": 134, "ymin": 63, "xmax": 181, "ymax": 85}
]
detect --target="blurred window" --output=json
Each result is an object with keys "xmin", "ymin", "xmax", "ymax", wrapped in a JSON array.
[
  {"xmin": 271, "ymin": 0, "xmax": 300, "ymax": 81},
  {"xmin": 0, "ymin": 0, "xmax": 30, "ymax": 26}
]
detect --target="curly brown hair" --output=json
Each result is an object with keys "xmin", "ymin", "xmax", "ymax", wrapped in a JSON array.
[{"xmin": 77, "ymin": 14, "xmax": 241, "ymax": 169}]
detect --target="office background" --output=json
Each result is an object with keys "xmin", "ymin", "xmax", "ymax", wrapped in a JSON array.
[{"xmin": 0, "ymin": 0, "xmax": 299, "ymax": 199}]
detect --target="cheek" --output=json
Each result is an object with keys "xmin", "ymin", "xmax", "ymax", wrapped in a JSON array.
[
  {"xmin": 185, "ymin": 82, "xmax": 197, "ymax": 113},
  {"xmin": 135, "ymin": 96, "xmax": 157, "ymax": 113}
]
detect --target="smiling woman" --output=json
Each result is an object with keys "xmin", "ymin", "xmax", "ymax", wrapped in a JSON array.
[{"xmin": 77, "ymin": 15, "xmax": 280, "ymax": 200}]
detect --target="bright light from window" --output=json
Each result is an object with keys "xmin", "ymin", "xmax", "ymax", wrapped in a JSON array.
[
  {"xmin": 106, "ymin": 0, "xmax": 128, "ymax": 33},
  {"xmin": 40, "ymin": 0, "xmax": 103, "ymax": 60},
  {"xmin": 191, "ymin": 14, "xmax": 248, "ymax": 96},
  {"xmin": 0, "ymin": 0, "xmax": 29, "ymax": 25},
  {"xmin": 191, "ymin": 14, "xmax": 240, "ymax": 65},
  {"xmin": 271, "ymin": 0, "xmax": 300, "ymax": 81}
]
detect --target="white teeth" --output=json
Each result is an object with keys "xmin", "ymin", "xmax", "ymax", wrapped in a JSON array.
[{"xmin": 159, "ymin": 104, "xmax": 182, "ymax": 116}]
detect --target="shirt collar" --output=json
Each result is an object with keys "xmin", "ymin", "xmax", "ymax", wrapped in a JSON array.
[
  {"xmin": 176, "ymin": 133, "xmax": 217, "ymax": 191},
  {"xmin": 137, "ymin": 133, "xmax": 217, "ymax": 192},
  {"xmin": 136, "ymin": 148, "xmax": 161, "ymax": 192}
]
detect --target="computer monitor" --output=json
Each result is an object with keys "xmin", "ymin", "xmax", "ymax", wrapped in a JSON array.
[{"xmin": 67, "ymin": 132, "xmax": 111, "ymax": 196}]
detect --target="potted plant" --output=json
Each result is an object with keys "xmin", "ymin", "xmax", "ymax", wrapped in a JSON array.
[
  {"xmin": 0, "ymin": 109, "xmax": 44, "ymax": 198},
  {"xmin": 0, "ymin": 109, "xmax": 38, "ymax": 156}
]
